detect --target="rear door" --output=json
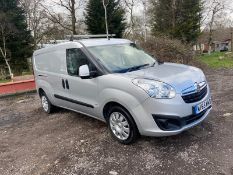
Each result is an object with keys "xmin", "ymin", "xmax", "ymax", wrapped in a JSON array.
[
  {"xmin": 61, "ymin": 48, "xmax": 100, "ymax": 117},
  {"xmin": 34, "ymin": 49, "xmax": 68, "ymax": 107},
  {"xmin": 45, "ymin": 49, "xmax": 71, "ymax": 108}
]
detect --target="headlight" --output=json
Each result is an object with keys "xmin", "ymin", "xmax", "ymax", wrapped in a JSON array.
[{"xmin": 132, "ymin": 79, "xmax": 176, "ymax": 99}]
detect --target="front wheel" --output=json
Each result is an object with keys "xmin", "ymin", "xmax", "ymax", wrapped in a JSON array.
[{"xmin": 107, "ymin": 106, "xmax": 139, "ymax": 144}]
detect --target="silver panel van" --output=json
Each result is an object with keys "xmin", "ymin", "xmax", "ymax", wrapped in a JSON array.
[{"xmin": 33, "ymin": 38, "xmax": 212, "ymax": 144}]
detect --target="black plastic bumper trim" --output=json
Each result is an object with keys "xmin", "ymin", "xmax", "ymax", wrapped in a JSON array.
[{"xmin": 152, "ymin": 106, "xmax": 211, "ymax": 131}]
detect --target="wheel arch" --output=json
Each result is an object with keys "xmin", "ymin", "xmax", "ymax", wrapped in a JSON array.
[
  {"xmin": 38, "ymin": 88, "xmax": 45, "ymax": 98},
  {"xmin": 103, "ymin": 101, "xmax": 128, "ymax": 120},
  {"xmin": 102, "ymin": 101, "xmax": 140, "ymax": 134},
  {"xmin": 36, "ymin": 79, "xmax": 55, "ymax": 104}
]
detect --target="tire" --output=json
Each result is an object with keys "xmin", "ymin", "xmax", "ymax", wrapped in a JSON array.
[
  {"xmin": 40, "ymin": 92, "xmax": 54, "ymax": 114},
  {"xmin": 107, "ymin": 106, "xmax": 139, "ymax": 144}
]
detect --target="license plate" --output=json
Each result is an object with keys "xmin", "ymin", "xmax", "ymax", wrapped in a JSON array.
[{"xmin": 193, "ymin": 98, "xmax": 212, "ymax": 115}]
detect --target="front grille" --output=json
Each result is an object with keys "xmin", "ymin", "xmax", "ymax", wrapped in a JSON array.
[{"xmin": 182, "ymin": 86, "xmax": 208, "ymax": 103}]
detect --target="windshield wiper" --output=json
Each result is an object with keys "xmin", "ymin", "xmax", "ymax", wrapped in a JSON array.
[
  {"xmin": 151, "ymin": 62, "xmax": 157, "ymax": 67},
  {"xmin": 126, "ymin": 64, "xmax": 150, "ymax": 72}
]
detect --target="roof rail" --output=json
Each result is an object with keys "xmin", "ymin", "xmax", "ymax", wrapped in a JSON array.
[{"xmin": 66, "ymin": 34, "xmax": 116, "ymax": 41}]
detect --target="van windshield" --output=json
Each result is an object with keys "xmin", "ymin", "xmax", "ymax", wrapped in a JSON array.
[{"xmin": 87, "ymin": 44, "xmax": 157, "ymax": 73}]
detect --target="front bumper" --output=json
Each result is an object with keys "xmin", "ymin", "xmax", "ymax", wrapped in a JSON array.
[{"xmin": 131, "ymin": 85, "xmax": 212, "ymax": 137}]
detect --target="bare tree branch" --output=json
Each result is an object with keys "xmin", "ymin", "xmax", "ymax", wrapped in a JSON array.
[
  {"xmin": 123, "ymin": 0, "xmax": 137, "ymax": 37},
  {"xmin": 206, "ymin": 0, "xmax": 225, "ymax": 54},
  {"xmin": 40, "ymin": 3, "xmax": 73, "ymax": 32},
  {"xmin": 0, "ymin": 14, "xmax": 15, "ymax": 78},
  {"xmin": 42, "ymin": 0, "xmax": 86, "ymax": 35}
]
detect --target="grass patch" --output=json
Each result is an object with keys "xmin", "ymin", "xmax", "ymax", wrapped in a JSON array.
[
  {"xmin": 0, "ymin": 79, "xmax": 11, "ymax": 84},
  {"xmin": 22, "ymin": 71, "xmax": 33, "ymax": 76},
  {"xmin": 198, "ymin": 52, "xmax": 233, "ymax": 68}
]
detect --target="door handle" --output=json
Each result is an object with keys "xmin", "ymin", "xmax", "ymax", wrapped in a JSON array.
[
  {"xmin": 65, "ymin": 79, "xmax": 70, "ymax": 89},
  {"xmin": 38, "ymin": 74, "xmax": 48, "ymax": 77},
  {"xmin": 62, "ymin": 79, "xmax": 65, "ymax": 89}
]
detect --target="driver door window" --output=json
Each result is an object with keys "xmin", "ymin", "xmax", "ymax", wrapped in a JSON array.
[{"xmin": 66, "ymin": 48, "xmax": 90, "ymax": 76}]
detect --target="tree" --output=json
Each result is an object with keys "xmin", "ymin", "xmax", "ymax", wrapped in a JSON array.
[
  {"xmin": 103, "ymin": 0, "xmax": 110, "ymax": 39},
  {"xmin": 0, "ymin": 13, "xmax": 15, "ymax": 79},
  {"xmin": 43, "ymin": 0, "xmax": 86, "ymax": 35},
  {"xmin": 150, "ymin": 0, "xmax": 174, "ymax": 37},
  {"xmin": 151, "ymin": 0, "xmax": 202, "ymax": 43},
  {"xmin": 123, "ymin": 0, "xmax": 137, "ymax": 37},
  {"xmin": 20, "ymin": 0, "xmax": 48, "ymax": 49},
  {"xmin": 121, "ymin": 0, "xmax": 149, "ymax": 40},
  {"xmin": 175, "ymin": 0, "xmax": 203, "ymax": 43},
  {"xmin": 0, "ymin": 0, "xmax": 33, "ymax": 77},
  {"xmin": 205, "ymin": 0, "xmax": 224, "ymax": 54},
  {"xmin": 85, "ymin": 0, "xmax": 126, "ymax": 38},
  {"xmin": 141, "ymin": 0, "xmax": 148, "ymax": 41}
]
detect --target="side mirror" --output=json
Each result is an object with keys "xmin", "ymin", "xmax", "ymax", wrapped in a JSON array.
[{"xmin": 79, "ymin": 65, "xmax": 90, "ymax": 79}]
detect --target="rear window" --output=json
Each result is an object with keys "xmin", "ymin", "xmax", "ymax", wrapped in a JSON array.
[{"xmin": 35, "ymin": 50, "xmax": 66, "ymax": 74}]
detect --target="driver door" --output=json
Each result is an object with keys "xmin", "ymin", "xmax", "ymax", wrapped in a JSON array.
[{"xmin": 62, "ymin": 48, "xmax": 100, "ymax": 117}]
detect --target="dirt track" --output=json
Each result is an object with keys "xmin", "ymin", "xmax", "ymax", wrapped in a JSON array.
[{"xmin": 0, "ymin": 69, "xmax": 233, "ymax": 175}]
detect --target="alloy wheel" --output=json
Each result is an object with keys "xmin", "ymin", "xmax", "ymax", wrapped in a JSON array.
[
  {"xmin": 109, "ymin": 112, "xmax": 130, "ymax": 141},
  {"xmin": 41, "ymin": 96, "xmax": 49, "ymax": 112}
]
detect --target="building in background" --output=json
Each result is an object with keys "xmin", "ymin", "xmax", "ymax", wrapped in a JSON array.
[{"xmin": 193, "ymin": 39, "xmax": 232, "ymax": 53}]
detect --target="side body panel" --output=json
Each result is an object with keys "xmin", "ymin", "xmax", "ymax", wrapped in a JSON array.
[
  {"xmin": 95, "ymin": 74, "xmax": 149, "ymax": 122},
  {"xmin": 33, "ymin": 43, "xmax": 83, "ymax": 109},
  {"xmin": 62, "ymin": 74, "xmax": 100, "ymax": 117}
]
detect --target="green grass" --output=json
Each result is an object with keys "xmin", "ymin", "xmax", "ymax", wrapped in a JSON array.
[
  {"xmin": 0, "ymin": 79, "xmax": 11, "ymax": 83},
  {"xmin": 22, "ymin": 71, "xmax": 33, "ymax": 76},
  {"xmin": 198, "ymin": 52, "xmax": 233, "ymax": 68}
]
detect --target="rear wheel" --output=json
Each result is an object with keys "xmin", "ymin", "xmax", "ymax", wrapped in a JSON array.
[
  {"xmin": 41, "ymin": 92, "xmax": 54, "ymax": 114},
  {"xmin": 107, "ymin": 106, "xmax": 139, "ymax": 144}
]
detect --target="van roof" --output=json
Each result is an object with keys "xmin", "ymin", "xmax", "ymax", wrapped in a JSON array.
[
  {"xmin": 34, "ymin": 38, "xmax": 132, "ymax": 56},
  {"xmin": 79, "ymin": 38, "xmax": 132, "ymax": 47},
  {"xmin": 34, "ymin": 42, "xmax": 79, "ymax": 56}
]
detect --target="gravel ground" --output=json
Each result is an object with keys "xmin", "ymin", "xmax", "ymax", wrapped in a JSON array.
[{"xmin": 0, "ymin": 69, "xmax": 233, "ymax": 175}]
